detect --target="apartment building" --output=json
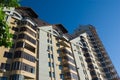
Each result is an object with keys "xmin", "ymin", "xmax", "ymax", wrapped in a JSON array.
[
  {"xmin": 0, "ymin": 7, "xmax": 119, "ymax": 80},
  {"xmin": 0, "ymin": 7, "xmax": 48, "ymax": 80},
  {"xmin": 38, "ymin": 24, "xmax": 79, "ymax": 80},
  {"xmin": 70, "ymin": 25, "xmax": 120, "ymax": 80}
]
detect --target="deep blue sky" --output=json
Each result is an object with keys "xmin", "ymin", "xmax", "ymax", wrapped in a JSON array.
[{"xmin": 21, "ymin": 0, "xmax": 120, "ymax": 76}]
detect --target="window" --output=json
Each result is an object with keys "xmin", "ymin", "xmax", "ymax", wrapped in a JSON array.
[
  {"xmin": 11, "ymin": 61, "xmax": 35, "ymax": 73},
  {"xmin": 10, "ymin": 74, "xmax": 24, "ymax": 80},
  {"xmin": 20, "ymin": 27, "xmax": 36, "ymax": 37},
  {"xmin": 48, "ymin": 62, "xmax": 51, "ymax": 67},
  {"xmin": 0, "ymin": 77, "xmax": 7, "ymax": 80},
  {"xmin": 47, "ymin": 33, "xmax": 49, "ymax": 37},
  {"xmin": 104, "ymin": 68, "xmax": 109, "ymax": 73},
  {"xmin": 16, "ymin": 41, "xmax": 24, "ymax": 48},
  {"xmin": 49, "ymin": 72, "xmax": 52, "ymax": 77},
  {"xmin": 18, "ymin": 33, "xmax": 36, "ymax": 44},
  {"xmin": 51, "ymin": 46, "xmax": 53, "ymax": 51},
  {"xmin": 51, "ymin": 54, "xmax": 53, "ymax": 59},
  {"xmin": 52, "ymin": 63, "xmax": 54, "ymax": 68},
  {"xmin": 59, "ymin": 65, "xmax": 62, "ymax": 70},
  {"xmin": 53, "ymin": 72, "xmax": 55, "ymax": 78},
  {"xmin": 60, "ymin": 74, "xmax": 64, "ymax": 79},
  {"xmin": 50, "ymin": 40, "xmax": 52, "ymax": 44},
  {"xmin": 30, "ymin": 68, "xmax": 35, "ymax": 73},
  {"xmin": 56, "ymin": 43, "xmax": 60, "ymax": 47},
  {"xmin": 24, "ymin": 43, "xmax": 35, "ymax": 53},
  {"xmin": 14, "ymin": 51, "xmax": 35, "ymax": 62},
  {"xmin": 0, "ymin": 63, "xmax": 10, "ymax": 71},
  {"xmin": 58, "ymin": 57, "xmax": 62, "ymax": 61},
  {"xmin": 90, "ymin": 71, "xmax": 96, "ymax": 76},
  {"xmin": 57, "ymin": 50, "xmax": 61, "ymax": 54},
  {"xmin": 48, "ymin": 45, "xmax": 50, "ymax": 50},
  {"xmin": 4, "ymin": 51, "xmax": 12, "ymax": 58},
  {"xmin": 12, "ymin": 27, "xmax": 18, "ymax": 32},
  {"xmin": 48, "ymin": 54, "xmax": 50, "ymax": 58},
  {"xmin": 13, "ymin": 34, "xmax": 17, "ymax": 39}
]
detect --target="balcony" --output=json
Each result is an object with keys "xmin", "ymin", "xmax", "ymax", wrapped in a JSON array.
[
  {"xmin": 18, "ymin": 21, "xmax": 36, "ymax": 31},
  {"xmin": 84, "ymin": 53, "xmax": 90, "ymax": 58},
  {"xmin": 20, "ymin": 27, "xmax": 36, "ymax": 37},
  {"xmin": 85, "ymin": 58, "xmax": 92, "ymax": 63},
  {"xmin": 82, "ymin": 48, "xmax": 88, "ymax": 53},
  {"xmin": 105, "ymin": 60, "xmax": 111, "ymax": 65},
  {"xmin": 16, "ymin": 41, "xmax": 36, "ymax": 53},
  {"xmin": 24, "ymin": 43, "xmax": 35, "ymax": 53},
  {"xmin": 58, "ymin": 40, "xmax": 70, "ymax": 47},
  {"xmin": 64, "ymin": 72, "xmax": 71, "ymax": 79},
  {"xmin": 90, "ymin": 70, "xmax": 97, "ymax": 78},
  {"xmin": 62, "ymin": 67, "xmax": 69, "ymax": 72},
  {"xmin": 18, "ymin": 33, "xmax": 36, "ymax": 45},
  {"xmin": 60, "ymin": 48, "xmax": 73, "ymax": 57}
]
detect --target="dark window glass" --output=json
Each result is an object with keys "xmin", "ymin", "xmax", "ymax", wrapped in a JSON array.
[
  {"xmin": 90, "ymin": 70, "xmax": 96, "ymax": 76},
  {"xmin": 51, "ymin": 54, "xmax": 53, "ymax": 59},
  {"xmin": 52, "ymin": 63, "xmax": 54, "ymax": 68},
  {"xmin": 18, "ymin": 33, "xmax": 36, "ymax": 45},
  {"xmin": 0, "ymin": 63, "xmax": 10, "ymax": 71},
  {"xmin": 49, "ymin": 72, "xmax": 51, "ymax": 77},
  {"xmin": 48, "ymin": 46, "xmax": 50, "ymax": 50},
  {"xmin": 12, "ymin": 27, "xmax": 18, "ymax": 32},
  {"xmin": 53, "ymin": 72, "xmax": 55, "ymax": 78},
  {"xmin": 57, "ymin": 50, "xmax": 61, "ymax": 54},
  {"xmin": 24, "ymin": 43, "xmax": 35, "ymax": 53},
  {"xmin": 13, "ymin": 34, "xmax": 17, "ymax": 39},
  {"xmin": 10, "ymin": 74, "xmax": 24, "ymax": 80},
  {"xmin": 60, "ymin": 74, "xmax": 64, "ymax": 79},
  {"xmin": 92, "ymin": 77, "xmax": 99, "ymax": 80},
  {"xmin": 0, "ymin": 77, "xmax": 7, "ymax": 80},
  {"xmin": 11, "ymin": 61, "xmax": 35, "ymax": 73},
  {"xmin": 4, "ymin": 51, "xmax": 12, "ymax": 58},
  {"xmin": 16, "ymin": 41, "xmax": 24, "ymax": 48},
  {"xmin": 48, "ymin": 54, "xmax": 50, "ymax": 58},
  {"xmin": 56, "ymin": 43, "xmax": 60, "ymax": 47},
  {"xmin": 106, "ymin": 73, "xmax": 111, "ymax": 78},
  {"xmin": 48, "ymin": 62, "xmax": 51, "ymax": 67},
  {"xmin": 101, "ymin": 63, "xmax": 106, "ymax": 67},
  {"xmin": 59, "ymin": 65, "xmax": 62, "ymax": 70},
  {"xmin": 58, "ymin": 57, "xmax": 62, "ymax": 61},
  {"xmin": 14, "ymin": 51, "xmax": 35, "ymax": 62}
]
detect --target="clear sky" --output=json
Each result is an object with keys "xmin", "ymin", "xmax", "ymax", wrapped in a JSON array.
[{"xmin": 21, "ymin": 0, "xmax": 120, "ymax": 76}]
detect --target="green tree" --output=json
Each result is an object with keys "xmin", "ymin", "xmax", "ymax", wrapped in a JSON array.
[{"xmin": 0, "ymin": 0, "xmax": 20, "ymax": 47}]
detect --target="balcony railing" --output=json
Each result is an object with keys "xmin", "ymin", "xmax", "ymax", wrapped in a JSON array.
[
  {"xmin": 20, "ymin": 27, "xmax": 36, "ymax": 37},
  {"xmin": 18, "ymin": 33, "xmax": 36, "ymax": 45},
  {"xmin": 18, "ymin": 21, "xmax": 36, "ymax": 31},
  {"xmin": 58, "ymin": 40, "xmax": 70, "ymax": 47}
]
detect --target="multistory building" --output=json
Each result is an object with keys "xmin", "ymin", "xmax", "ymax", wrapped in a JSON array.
[
  {"xmin": 38, "ymin": 24, "xmax": 78, "ymax": 80},
  {"xmin": 0, "ymin": 7, "xmax": 48, "ymax": 80},
  {"xmin": 70, "ymin": 25, "xmax": 120, "ymax": 80},
  {"xmin": 0, "ymin": 7, "xmax": 119, "ymax": 80}
]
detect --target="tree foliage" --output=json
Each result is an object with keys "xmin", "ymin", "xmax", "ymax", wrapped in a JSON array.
[{"xmin": 0, "ymin": 0, "xmax": 20, "ymax": 47}]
